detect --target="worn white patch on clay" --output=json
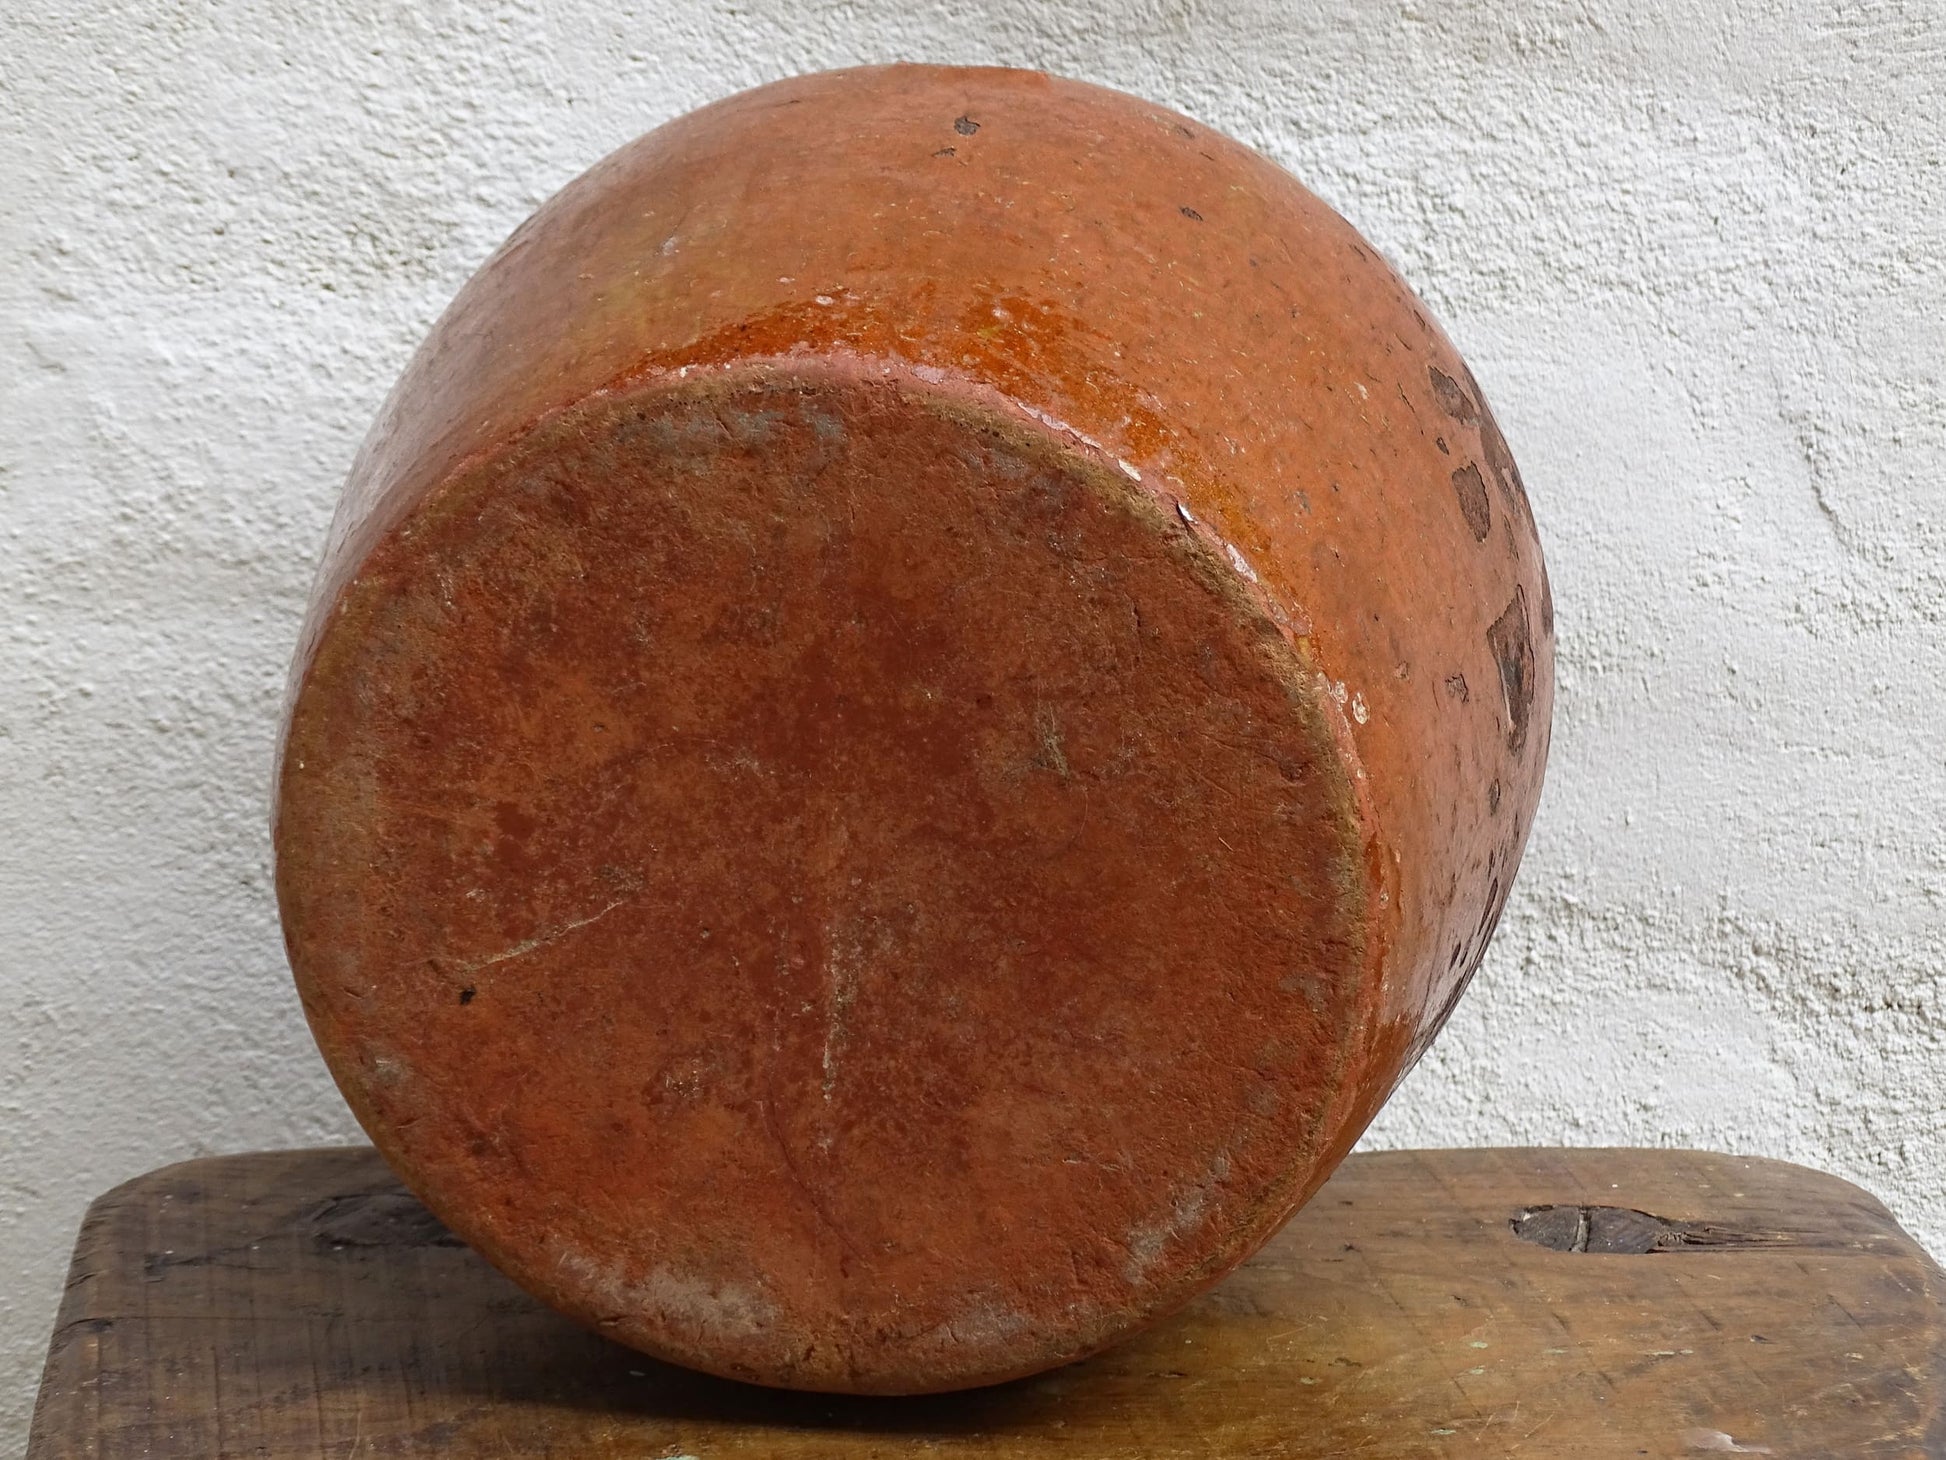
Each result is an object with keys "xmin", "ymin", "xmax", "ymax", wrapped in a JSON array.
[
  {"xmin": 1015, "ymin": 402, "xmax": 1107, "ymax": 454},
  {"xmin": 1223, "ymin": 541, "xmax": 1258, "ymax": 582},
  {"xmin": 1122, "ymin": 1153, "xmax": 1232, "ymax": 1284},
  {"xmin": 1682, "ymin": 1429, "xmax": 1773, "ymax": 1454},
  {"xmin": 555, "ymin": 1246, "xmax": 781, "ymax": 1346},
  {"xmin": 818, "ymin": 924, "xmax": 864, "ymax": 1108},
  {"xmin": 938, "ymin": 1293, "xmax": 1033, "ymax": 1349},
  {"xmin": 452, "ymin": 889, "xmax": 637, "ymax": 975}
]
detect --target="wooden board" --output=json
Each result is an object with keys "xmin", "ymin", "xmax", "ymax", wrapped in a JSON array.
[{"xmin": 26, "ymin": 1147, "xmax": 1945, "ymax": 1458}]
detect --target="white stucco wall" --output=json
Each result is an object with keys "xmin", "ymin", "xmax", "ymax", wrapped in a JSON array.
[{"xmin": 3, "ymin": 0, "xmax": 1942, "ymax": 1448}]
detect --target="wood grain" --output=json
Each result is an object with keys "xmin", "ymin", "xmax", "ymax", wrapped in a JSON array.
[{"xmin": 27, "ymin": 1147, "xmax": 1944, "ymax": 1457}]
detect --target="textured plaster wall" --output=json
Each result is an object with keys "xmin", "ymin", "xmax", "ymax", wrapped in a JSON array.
[{"xmin": 3, "ymin": 0, "xmax": 1943, "ymax": 1448}]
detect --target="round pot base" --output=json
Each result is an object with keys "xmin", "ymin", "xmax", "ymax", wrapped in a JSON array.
[{"xmin": 278, "ymin": 361, "xmax": 1369, "ymax": 1392}]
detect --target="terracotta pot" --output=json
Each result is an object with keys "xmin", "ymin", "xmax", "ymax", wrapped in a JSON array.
[{"xmin": 275, "ymin": 63, "xmax": 1553, "ymax": 1394}]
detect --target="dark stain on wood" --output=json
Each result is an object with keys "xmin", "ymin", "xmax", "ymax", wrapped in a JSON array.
[
  {"xmin": 1512, "ymin": 1204, "xmax": 1819, "ymax": 1255},
  {"xmin": 307, "ymin": 1189, "xmax": 468, "ymax": 1250}
]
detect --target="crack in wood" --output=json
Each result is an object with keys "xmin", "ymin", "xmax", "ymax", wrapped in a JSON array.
[{"xmin": 1510, "ymin": 1205, "xmax": 1815, "ymax": 1255}]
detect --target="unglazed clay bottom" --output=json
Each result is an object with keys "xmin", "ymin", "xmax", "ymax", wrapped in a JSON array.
[{"xmin": 276, "ymin": 64, "xmax": 1553, "ymax": 1394}]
